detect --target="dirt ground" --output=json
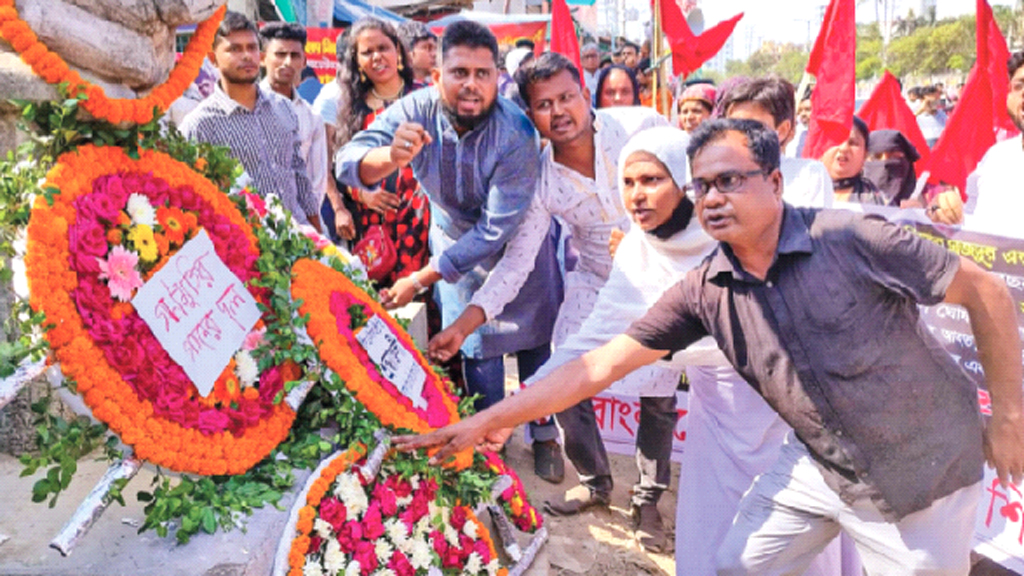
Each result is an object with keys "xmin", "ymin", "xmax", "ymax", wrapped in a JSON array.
[{"xmin": 502, "ymin": 427, "xmax": 679, "ymax": 576}]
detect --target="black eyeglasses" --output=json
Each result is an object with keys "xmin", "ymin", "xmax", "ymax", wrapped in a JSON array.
[{"xmin": 686, "ymin": 169, "xmax": 770, "ymax": 200}]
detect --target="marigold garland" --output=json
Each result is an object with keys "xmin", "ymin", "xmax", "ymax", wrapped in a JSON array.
[
  {"xmin": 291, "ymin": 258, "xmax": 472, "ymax": 470},
  {"xmin": 25, "ymin": 144, "xmax": 296, "ymax": 475},
  {"xmin": 0, "ymin": 1, "xmax": 225, "ymax": 125}
]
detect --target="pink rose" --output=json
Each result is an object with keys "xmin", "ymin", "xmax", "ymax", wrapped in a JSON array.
[
  {"xmin": 242, "ymin": 190, "xmax": 267, "ymax": 217},
  {"xmin": 197, "ymin": 409, "xmax": 231, "ymax": 435},
  {"xmin": 70, "ymin": 220, "xmax": 109, "ymax": 258},
  {"xmin": 371, "ymin": 483, "xmax": 398, "ymax": 518},
  {"xmin": 320, "ymin": 496, "xmax": 347, "ymax": 531},
  {"xmin": 472, "ymin": 539, "xmax": 491, "ymax": 564},
  {"xmin": 450, "ymin": 506, "xmax": 467, "ymax": 530},
  {"xmin": 388, "ymin": 550, "xmax": 415, "ymax": 576},
  {"xmin": 362, "ymin": 502, "xmax": 385, "ymax": 540},
  {"xmin": 352, "ymin": 540, "xmax": 377, "ymax": 575},
  {"xmin": 336, "ymin": 520, "xmax": 363, "ymax": 552},
  {"xmin": 430, "ymin": 530, "xmax": 447, "ymax": 556}
]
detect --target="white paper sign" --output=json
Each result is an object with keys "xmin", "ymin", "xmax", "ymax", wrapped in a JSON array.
[
  {"xmin": 355, "ymin": 315, "xmax": 427, "ymax": 409},
  {"xmin": 132, "ymin": 229, "xmax": 261, "ymax": 396},
  {"xmin": 973, "ymin": 467, "xmax": 1024, "ymax": 574}
]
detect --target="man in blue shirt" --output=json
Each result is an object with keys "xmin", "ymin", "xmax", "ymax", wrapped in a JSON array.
[{"xmin": 335, "ymin": 20, "xmax": 565, "ymax": 482}]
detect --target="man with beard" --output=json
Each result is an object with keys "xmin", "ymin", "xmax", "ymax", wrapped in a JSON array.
[
  {"xmin": 425, "ymin": 52, "xmax": 674, "ymax": 549},
  {"xmin": 335, "ymin": 20, "xmax": 565, "ymax": 480},
  {"xmin": 180, "ymin": 12, "xmax": 316, "ymax": 226},
  {"xmin": 968, "ymin": 50, "xmax": 1024, "ymax": 239}
]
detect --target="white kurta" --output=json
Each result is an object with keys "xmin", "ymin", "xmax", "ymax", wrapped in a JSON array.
[
  {"xmin": 470, "ymin": 106, "xmax": 668, "ymax": 346},
  {"xmin": 967, "ymin": 136, "xmax": 1024, "ymax": 239}
]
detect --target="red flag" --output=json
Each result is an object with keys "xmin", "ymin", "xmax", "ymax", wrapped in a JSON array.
[
  {"xmin": 926, "ymin": 0, "xmax": 1018, "ymax": 193},
  {"xmin": 657, "ymin": 0, "xmax": 742, "ymax": 78},
  {"xmin": 978, "ymin": 0, "xmax": 1015, "ymax": 133},
  {"xmin": 857, "ymin": 70, "xmax": 931, "ymax": 173},
  {"xmin": 549, "ymin": 0, "xmax": 582, "ymax": 84},
  {"xmin": 802, "ymin": 0, "xmax": 855, "ymax": 160}
]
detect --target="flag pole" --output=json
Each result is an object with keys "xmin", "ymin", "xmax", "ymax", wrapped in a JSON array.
[{"xmin": 652, "ymin": 0, "xmax": 662, "ymax": 113}]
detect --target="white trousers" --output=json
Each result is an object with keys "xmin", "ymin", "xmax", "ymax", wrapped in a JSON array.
[{"xmin": 715, "ymin": 432, "xmax": 982, "ymax": 576}]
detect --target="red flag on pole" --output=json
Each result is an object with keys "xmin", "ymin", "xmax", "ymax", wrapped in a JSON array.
[
  {"xmin": 802, "ymin": 0, "xmax": 855, "ymax": 160},
  {"xmin": 926, "ymin": 0, "xmax": 1017, "ymax": 193},
  {"xmin": 549, "ymin": 0, "xmax": 582, "ymax": 83},
  {"xmin": 657, "ymin": 0, "xmax": 742, "ymax": 78},
  {"xmin": 857, "ymin": 70, "xmax": 932, "ymax": 173}
]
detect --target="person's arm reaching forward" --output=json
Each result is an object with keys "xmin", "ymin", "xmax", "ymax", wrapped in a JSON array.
[{"xmin": 393, "ymin": 334, "xmax": 667, "ymax": 464}]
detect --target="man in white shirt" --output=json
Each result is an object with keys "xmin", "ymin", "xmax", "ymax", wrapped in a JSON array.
[
  {"xmin": 580, "ymin": 42, "xmax": 600, "ymax": 95},
  {"xmin": 968, "ymin": 50, "xmax": 1024, "ymax": 238},
  {"xmin": 259, "ymin": 22, "xmax": 328, "ymax": 230},
  {"xmin": 721, "ymin": 76, "xmax": 832, "ymax": 208},
  {"xmin": 427, "ymin": 52, "xmax": 675, "ymax": 550}
]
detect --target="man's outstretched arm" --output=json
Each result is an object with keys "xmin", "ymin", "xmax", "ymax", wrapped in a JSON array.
[{"xmin": 393, "ymin": 334, "xmax": 667, "ymax": 464}]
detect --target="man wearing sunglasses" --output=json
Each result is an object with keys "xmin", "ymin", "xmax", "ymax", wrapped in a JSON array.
[{"xmin": 396, "ymin": 118, "xmax": 1024, "ymax": 575}]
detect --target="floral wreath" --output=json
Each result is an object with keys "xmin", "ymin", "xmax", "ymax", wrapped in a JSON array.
[
  {"xmin": 25, "ymin": 144, "xmax": 303, "ymax": 476},
  {"xmin": 291, "ymin": 258, "xmax": 472, "ymax": 470},
  {"xmin": 0, "ymin": 1, "xmax": 224, "ymax": 125},
  {"xmin": 286, "ymin": 448, "xmax": 506, "ymax": 576},
  {"xmin": 482, "ymin": 452, "xmax": 543, "ymax": 533}
]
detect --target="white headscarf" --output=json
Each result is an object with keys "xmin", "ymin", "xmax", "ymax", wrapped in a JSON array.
[
  {"xmin": 526, "ymin": 126, "xmax": 729, "ymax": 396},
  {"xmin": 616, "ymin": 126, "xmax": 692, "ymax": 202}
]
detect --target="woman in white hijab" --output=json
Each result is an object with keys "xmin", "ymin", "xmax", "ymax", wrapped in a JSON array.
[{"xmin": 525, "ymin": 126, "xmax": 845, "ymax": 575}]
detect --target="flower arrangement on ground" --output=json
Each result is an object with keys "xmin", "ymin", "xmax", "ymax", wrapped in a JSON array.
[{"xmin": 287, "ymin": 449, "xmax": 506, "ymax": 576}]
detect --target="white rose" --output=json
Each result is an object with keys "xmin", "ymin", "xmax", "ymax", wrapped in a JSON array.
[
  {"xmin": 314, "ymin": 518, "xmax": 333, "ymax": 539},
  {"xmin": 374, "ymin": 539, "xmax": 393, "ymax": 564},
  {"xmin": 343, "ymin": 560, "xmax": 361, "ymax": 576},
  {"xmin": 463, "ymin": 519, "xmax": 478, "ymax": 539}
]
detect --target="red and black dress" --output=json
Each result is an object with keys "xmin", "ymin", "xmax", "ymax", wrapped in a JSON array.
[{"xmin": 349, "ymin": 105, "xmax": 431, "ymax": 289}]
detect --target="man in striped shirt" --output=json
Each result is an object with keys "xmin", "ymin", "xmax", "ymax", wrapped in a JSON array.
[{"xmin": 180, "ymin": 11, "xmax": 319, "ymax": 227}]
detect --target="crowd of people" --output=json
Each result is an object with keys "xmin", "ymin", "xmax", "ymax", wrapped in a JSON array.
[{"xmin": 172, "ymin": 11, "xmax": 1024, "ymax": 575}]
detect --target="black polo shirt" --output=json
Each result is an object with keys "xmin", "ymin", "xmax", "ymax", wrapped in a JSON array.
[{"xmin": 627, "ymin": 205, "xmax": 984, "ymax": 520}]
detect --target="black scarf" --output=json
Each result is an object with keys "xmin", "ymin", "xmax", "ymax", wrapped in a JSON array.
[{"xmin": 648, "ymin": 197, "xmax": 695, "ymax": 240}]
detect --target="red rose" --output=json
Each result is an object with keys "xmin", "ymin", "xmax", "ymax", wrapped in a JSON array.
[{"xmin": 336, "ymin": 520, "xmax": 364, "ymax": 552}]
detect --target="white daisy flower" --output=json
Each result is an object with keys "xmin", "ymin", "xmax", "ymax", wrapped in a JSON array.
[
  {"xmin": 234, "ymin": 350, "xmax": 259, "ymax": 386},
  {"xmin": 125, "ymin": 193, "xmax": 156, "ymax": 227},
  {"xmin": 486, "ymin": 559, "xmax": 500, "ymax": 576},
  {"xmin": 324, "ymin": 539, "xmax": 347, "ymax": 575},
  {"xmin": 465, "ymin": 552, "xmax": 483, "ymax": 574},
  {"xmin": 374, "ymin": 539, "xmax": 393, "ymax": 564},
  {"xmin": 314, "ymin": 518, "xmax": 333, "ymax": 539},
  {"xmin": 395, "ymin": 495, "xmax": 413, "ymax": 508},
  {"xmin": 444, "ymin": 525, "xmax": 460, "ymax": 546},
  {"xmin": 463, "ymin": 519, "xmax": 478, "ymax": 539},
  {"xmin": 410, "ymin": 540, "xmax": 433, "ymax": 570},
  {"xmin": 333, "ymin": 473, "xmax": 368, "ymax": 518},
  {"xmin": 373, "ymin": 568, "xmax": 396, "ymax": 576},
  {"xmin": 385, "ymin": 518, "xmax": 408, "ymax": 543},
  {"xmin": 303, "ymin": 557, "xmax": 325, "ymax": 576},
  {"xmin": 343, "ymin": 560, "xmax": 361, "ymax": 576}
]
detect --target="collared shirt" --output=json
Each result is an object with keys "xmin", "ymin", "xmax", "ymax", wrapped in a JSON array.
[
  {"xmin": 968, "ymin": 135, "xmax": 1024, "ymax": 239},
  {"xmin": 335, "ymin": 86, "xmax": 542, "ymax": 283},
  {"xmin": 626, "ymin": 206, "xmax": 983, "ymax": 520},
  {"xmin": 261, "ymin": 79, "xmax": 329, "ymax": 210},
  {"xmin": 179, "ymin": 83, "xmax": 317, "ymax": 224},
  {"xmin": 335, "ymin": 86, "xmax": 558, "ymax": 358},
  {"xmin": 312, "ymin": 80, "xmax": 342, "ymax": 127}
]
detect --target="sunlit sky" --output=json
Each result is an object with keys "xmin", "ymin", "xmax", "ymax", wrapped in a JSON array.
[{"xmin": 618, "ymin": 0, "xmax": 1015, "ymax": 59}]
